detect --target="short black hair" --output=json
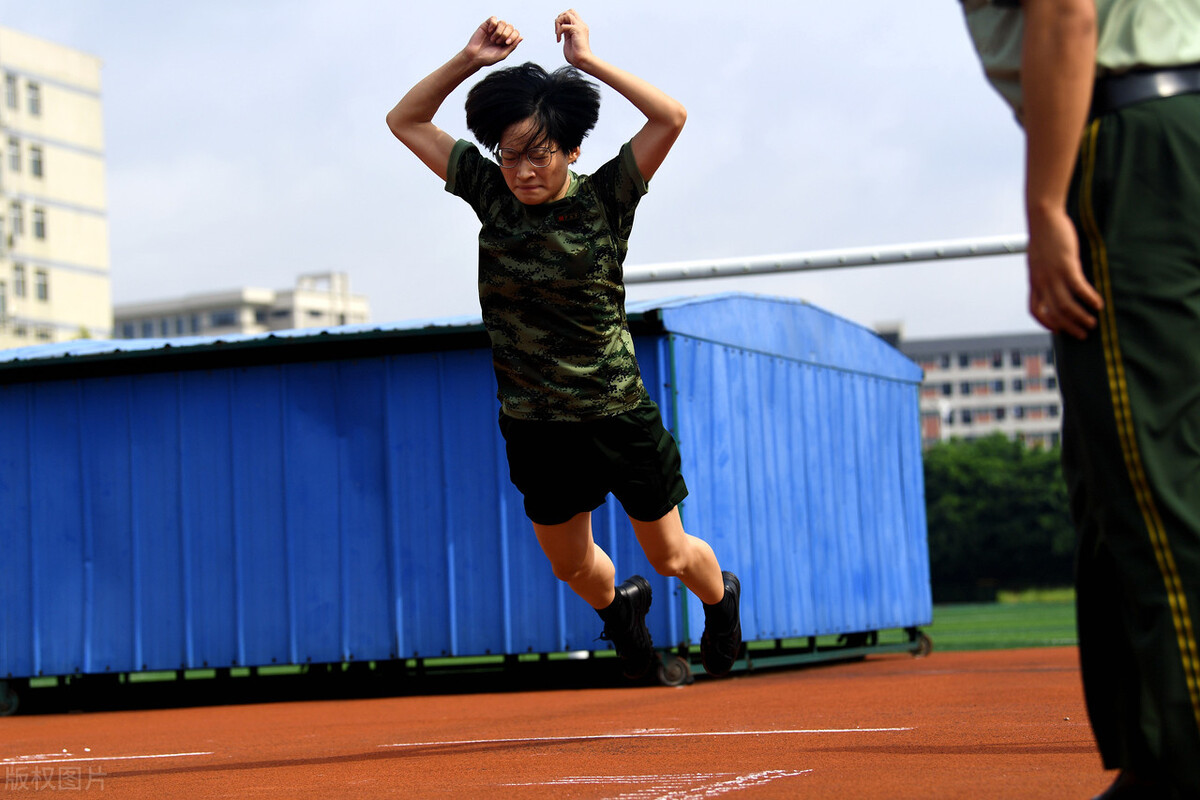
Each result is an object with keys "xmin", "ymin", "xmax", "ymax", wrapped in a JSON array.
[{"xmin": 465, "ymin": 62, "xmax": 600, "ymax": 152}]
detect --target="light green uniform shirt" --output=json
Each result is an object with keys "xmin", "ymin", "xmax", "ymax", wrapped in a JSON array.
[{"xmin": 962, "ymin": 0, "xmax": 1200, "ymax": 117}]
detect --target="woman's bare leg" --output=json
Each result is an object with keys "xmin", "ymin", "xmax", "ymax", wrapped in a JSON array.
[
  {"xmin": 627, "ymin": 506, "xmax": 724, "ymax": 604},
  {"xmin": 532, "ymin": 511, "xmax": 617, "ymax": 609}
]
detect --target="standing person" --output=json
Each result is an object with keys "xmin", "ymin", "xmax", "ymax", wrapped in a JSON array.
[
  {"xmin": 386, "ymin": 11, "xmax": 741, "ymax": 680},
  {"xmin": 961, "ymin": 1, "xmax": 1200, "ymax": 797}
]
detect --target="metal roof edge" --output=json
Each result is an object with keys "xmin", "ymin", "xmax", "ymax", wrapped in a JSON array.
[
  {"xmin": 0, "ymin": 315, "xmax": 490, "ymax": 383},
  {"xmin": 0, "ymin": 293, "xmax": 916, "ymax": 382},
  {"xmin": 650, "ymin": 292, "xmax": 924, "ymax": 384}
]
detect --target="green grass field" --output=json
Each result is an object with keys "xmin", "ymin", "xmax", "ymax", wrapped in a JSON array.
[{"xmin": 928, "ymin": 590, "xmax": 1077, "ymax": 652}]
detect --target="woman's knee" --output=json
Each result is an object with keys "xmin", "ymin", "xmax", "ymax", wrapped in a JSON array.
[
  {"xmin": 533, "ymin": 513, "xmax": 598, "ymax": 584},
  {"xmin": 647, "ymin": 547, "xmax": 689, "ymax": 579},
  {"xmin": 547, "ymin": 552, "xmax": 591, "ymax": 583}
]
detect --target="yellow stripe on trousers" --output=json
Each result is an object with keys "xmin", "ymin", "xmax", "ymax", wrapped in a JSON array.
[{"xmin": 1078, "ymin": 119, "xmax": 1200, "ymax": 729}]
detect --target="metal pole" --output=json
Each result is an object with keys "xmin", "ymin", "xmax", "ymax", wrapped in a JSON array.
[{"xmin": 624, "ymin": 234, "xmax": 1028, "ymax": 284}]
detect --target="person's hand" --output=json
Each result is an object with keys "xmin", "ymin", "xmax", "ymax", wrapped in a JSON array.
[
  {"xmin": 464, "ymin": 16, "xmax": 522, "ymax": 68},
  {"xmin": 1026, "ymin": 205, "xmax": 1104, "ymax": 339},
  {"xmin": 555, "ymin": 9, "xmax": 593, "ymax": 69}
]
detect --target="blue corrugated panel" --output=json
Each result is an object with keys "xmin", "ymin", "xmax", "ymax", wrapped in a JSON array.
[
  {"xmin": 0, "ymin": 294, "xmax": 929, "ymax": 680},
  {"xmin": 658, "ymin": 296, "xmax": 930, "ymax": 643}
]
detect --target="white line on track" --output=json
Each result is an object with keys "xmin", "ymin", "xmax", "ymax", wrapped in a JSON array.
[
  {"xmin": 633, "ymin": 769, "xmax": 813, "ymax": 799},
  {"xmin": 633, "ymin": 767, "xmax": 811, "ymax": 800},
  {"xmin": 382, "ymin": 727, "xmax": 913, "ymax": 748},
  {"xmin": 503, "ymin": 769, "xmax": 815, "ymax": 799},
  {"xmin": 0, "ymin": 752, "xmax": 214, "ymax": 766},
  {"xmin": 503, "ymin": 773, "xmax": 731, "ymax": 786}
]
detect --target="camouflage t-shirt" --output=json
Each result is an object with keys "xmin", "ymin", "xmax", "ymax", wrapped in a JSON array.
[{"xmin": 446, "ymin": 139, "xmax": 649, "ymax": 421}]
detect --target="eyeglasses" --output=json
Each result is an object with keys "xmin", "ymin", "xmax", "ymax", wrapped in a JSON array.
[{"xmin": 495, "ymin": 147, "xmax": 558, "ymax": 169}]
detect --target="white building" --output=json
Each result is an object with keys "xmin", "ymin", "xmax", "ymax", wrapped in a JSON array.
[
  {"xmin": 898, "ymin": 332, "xmax": 1062, "ymax": 449},
  {"xmin": 113, "ymin": 272, "xmax": 370, "ymax": 339},
  {"xmin": 0, "ymin": 25, "xmax": 110, "ymax": 348}
]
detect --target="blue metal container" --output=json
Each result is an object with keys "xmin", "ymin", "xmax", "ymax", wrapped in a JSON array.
[{"xmin": 0, "ymin": 294, "xmax": 929, "ymax": 681}]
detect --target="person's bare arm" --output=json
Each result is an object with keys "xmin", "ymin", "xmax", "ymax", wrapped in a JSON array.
[
  {"xmin": 1021, "ymin": 0, "xmax": 1103, "ymax": 339},
  {"xmin": 386, "ymin": 17, "xmax": 522, "ymax": 181},
  {"xmin": 555, "ymin": 9, "xmax": 686, "ymax": 183}
]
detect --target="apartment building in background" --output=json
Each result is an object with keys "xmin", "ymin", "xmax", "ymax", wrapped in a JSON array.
[
  {"xmin": 0, "ymin": 25, "xmax": 110, "ymax": 348},
  {"xmin": 897, "ymin": 331, "xmax": 1062, "ymax": 449},
  {"xmin": 112, "ymin": 272, "xmax": 370, "ymax": 339}
]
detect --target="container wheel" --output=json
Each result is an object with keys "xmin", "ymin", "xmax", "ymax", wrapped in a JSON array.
[
  {"xmin": 0, "ymin": 681, "xmax": 18, "ymax": 717},
  {"xmin": 656, "ymin": 655, "xmax": 693, "ymax": 687}
]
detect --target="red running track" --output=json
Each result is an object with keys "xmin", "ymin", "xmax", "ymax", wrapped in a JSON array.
[{"xmin": 1, "ymin": 647, "xmax": 1109, "ymax": 799}]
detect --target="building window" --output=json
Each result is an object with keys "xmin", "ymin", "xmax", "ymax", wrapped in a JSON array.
[
  {"xmin": 121, "ymin": 322, "xmax": 135, "ymax": 339},
  {"xmin": 962, "ymin": 409, "xmax": 974, "ymax": 425},
  {"xmin": 941, "ymin": 383, "xmax": 952, "ymax": 397},
  {"xmin": 141, "ymin": 320, "xmax": 154, "ymax": 337},
  {"xmin": 175, "ymin": 316, "xmax": 185, "ymax": 335},
  {"xmin": 991, "ymin": 380, "xmax": 1004, "ymax": 393},
  {"xmin": 29, "ymin": 145, "xmax": 42, "ymax": 178},
  {"xmin": 0, "ymin": 280, "xmax": 6, "ymax": 321},
  {"xmin": 960, "ymin": 381, "xmax": 972, "ymax": 395},
  {"xmin": 26, "ymin": 82, "xmax": 40, "ymax": 116},
  {"xmin": 996, "ymin": 407, "xmax": 1007, "ymax": 421},
  {"xmin": 4, "ymin": 73, "xmax": 16, "ymax": 109},
  {"xmin": 254, "ymin": 308, "xmax": 268, "ymax": 324},
  {"xmin": 958, "ymin": 353, "xmax": 970, "ymax": 368},
  {"xmin": 209, "ymin": 309, "xmax": 238, "ymax": 327},
  {"xmin": 7, "ymin": 136, "xmax": 20, "ymax": 172},
  {"xmin": 159, "ymin": 318, "xmax": 170, "ymax": 336},
  {"xmin": 35, "ymin": 326, "xmax": 51, "ymax": 340},
  {"xmin": 34, "ymin": 269, "xmax": 48, "ymax": 301},
  {"xmin": 939, "ymin": 354, "xmax": 950, "ymax": 369},
  {"xmin": 13, "ymin": 324, "xmax": 26, "ymax": 338},
  {"xmin": 190, "ymin": 314, "xmax": 201, "ymax": 333},
  {"xmin": 992, "ymin": 351, "xmax": 1003, "ymax": 368},
  {"xmin": 13, "ymin": 263, "xmax": 25, "ymax": 297},
  {"xmin": 1047, "ymin": 376, "xmax": 1058, "ymax": 390},
  {"xmin": 1014, "ymin": 406, "xmax": 1026, "ymax": 419},
  {"xmin": 10, "ymin": 201, "xmax": 22, "ymax": 236},
  {"xmin": 1012, "ymin": 378, "xmax": 1024, "ymax": 393},
  {"xmin": 1046, "ymin": 349, "xmax": 1056, "ymax": 365},
  {"xmin": 1049, "ymin": 405, "xmax": 1060, "ymax": 418},
  {"xmin": 32, "ymin": 208, "xmax": 45, "ymax": 240},
  {"xmin": 1011, "ymin": 350, "xmax": 1023, "ymax": 367}
]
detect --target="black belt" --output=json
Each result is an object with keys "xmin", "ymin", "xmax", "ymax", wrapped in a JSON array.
[{"xmin": 1091, "ymin": 64, "xmax": 1200, "ymax": 118}]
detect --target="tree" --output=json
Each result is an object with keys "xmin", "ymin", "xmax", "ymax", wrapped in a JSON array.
[{"xmin": 923, "ymin": 434, "xmax": 1074, "ymax": 602}]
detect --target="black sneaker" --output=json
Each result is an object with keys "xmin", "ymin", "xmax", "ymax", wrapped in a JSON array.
[
  {"xmin": 700, "ymin": 571, "xmax": 742, "ymax": 677},
  {"xmin": 598, "ymin": 575, "xmax": 655, "ymax": 679}
]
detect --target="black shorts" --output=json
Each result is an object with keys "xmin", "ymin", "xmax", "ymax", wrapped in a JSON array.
[{"xmin": 498, "ymin": 397, "xmax": 689, "ymax": 526}]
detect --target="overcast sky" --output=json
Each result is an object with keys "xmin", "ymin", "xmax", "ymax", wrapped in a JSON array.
[{"xmin": 2, "ymin": 0, "xmax": 1037, "ymax": 340}]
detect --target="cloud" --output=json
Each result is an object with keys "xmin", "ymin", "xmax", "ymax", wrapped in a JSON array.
[{"xmin": 0, "ymin": 0, "xmax": 1037, "ymax": 336}]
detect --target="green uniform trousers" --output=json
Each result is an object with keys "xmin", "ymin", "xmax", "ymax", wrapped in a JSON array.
[{"xmin": 1059, "ymin": 92, "xmax": 1200, "ymax": 792}]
